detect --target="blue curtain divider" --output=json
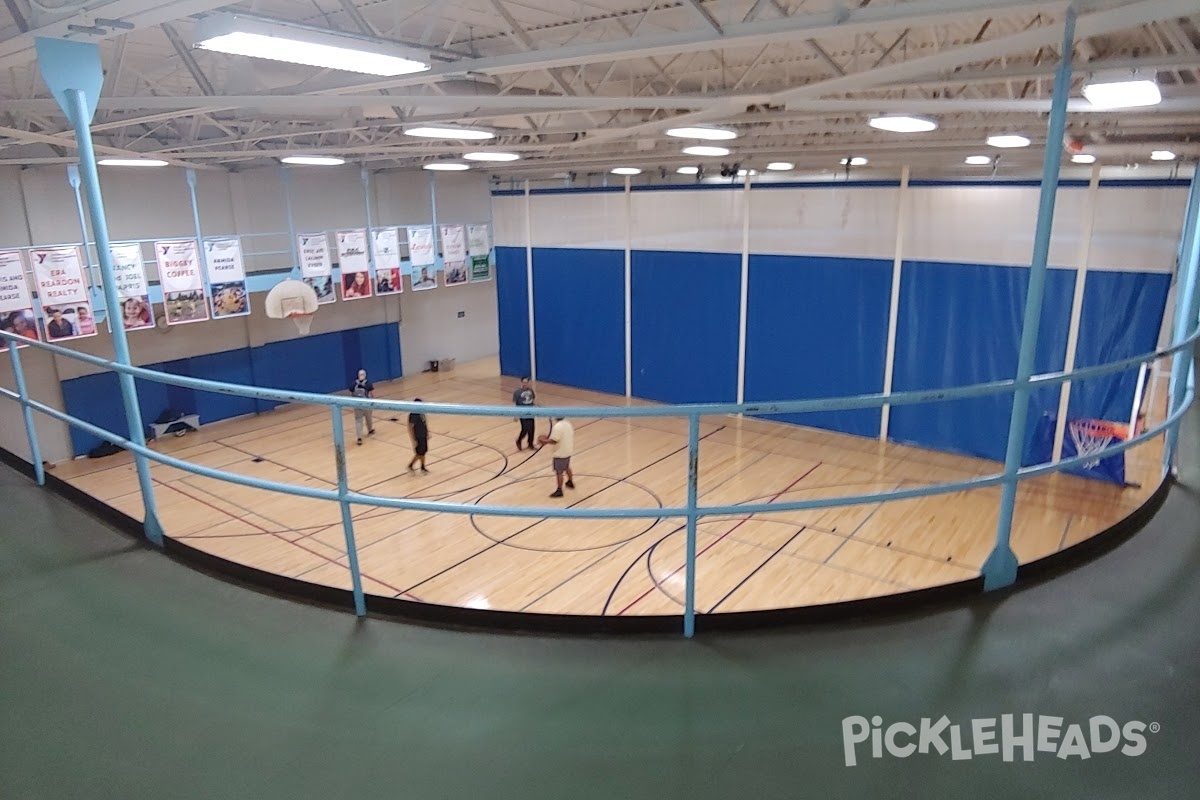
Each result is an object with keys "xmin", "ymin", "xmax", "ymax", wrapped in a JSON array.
[
  {"xmin": 495, "ymin": 246, "xmax": 531, "ymax": 379},
  {"xmin": 744, "ymin": 254, "xmax": 892, "ymax": 437},
  {"xmin": 61, "ymin": 322, "xmax": 402, "ymax": 456}
]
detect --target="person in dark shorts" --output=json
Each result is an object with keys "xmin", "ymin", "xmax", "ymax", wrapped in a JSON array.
[
  {"xmin": 407, "ymin": 399, "xmax": 430, "ymax": 473},
  {"xmin": 545, "ymin": 416, "xmax": 575, "ymax": 498},
  {"xmin": 513, "ymin": 376, "xmax": 536, "ymax": 451}
]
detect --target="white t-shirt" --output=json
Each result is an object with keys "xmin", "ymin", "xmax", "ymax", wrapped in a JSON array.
[{"xmin": 550, "ymin": 419, "xmax": 574, "ymax": 458}]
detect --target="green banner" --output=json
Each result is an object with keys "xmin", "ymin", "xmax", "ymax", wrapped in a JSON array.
[{"xmin": 470, "ymin": 254, "xmax": 491, "ymax": 281}]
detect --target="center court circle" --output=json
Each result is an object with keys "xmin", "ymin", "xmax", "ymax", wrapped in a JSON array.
[{"xmin": 471, "ymin": 475, "xmax": 665, "ymax": 552}]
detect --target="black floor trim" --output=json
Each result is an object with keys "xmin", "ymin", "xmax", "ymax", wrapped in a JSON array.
[{"xmin": 2, "ymin": 446, "xmax": 1173, "ymax": 636}]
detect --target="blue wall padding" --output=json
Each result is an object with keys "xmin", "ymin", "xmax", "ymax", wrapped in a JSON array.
[
  {"xmin": 532, "ymin": 247, "xmax": 625, "ymax": 395},
  {"xmin": 61, "ymin": 322, "xmax": 402, "ymax": 456},
  {"xmin": 1067, "ymin": 270, "xmax": 1171, "ymax": 423},
  {"xmin": 889, "ymin": 261, "xmax": 1076, "ymax": 464},
  {"xmin": 631, "ymin": 250, "xmax": 740, "ymax": 403},
  {"xmin": 744, "ymin": 254, "xmax": 892, "ymax": 437},
  {"xmin": 494, "ymin": 246, "xmax": 531, "ymax": 378}
]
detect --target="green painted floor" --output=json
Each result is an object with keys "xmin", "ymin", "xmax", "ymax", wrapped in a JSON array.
[{"xmin": 3, "ymin": 438, "xmax": 1200, "ymax": 799}]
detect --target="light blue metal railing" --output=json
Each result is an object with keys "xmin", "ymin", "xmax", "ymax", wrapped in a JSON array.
[{"xmin": 2, "ymin": 321, "xmax": 1196, "ymax": 636}]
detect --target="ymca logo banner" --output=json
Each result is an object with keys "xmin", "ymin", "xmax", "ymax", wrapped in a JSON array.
[
  {"xmin": 30, "ymin": 245, "xmax": 98, "ymax": 341},
  {"xmin": 155, "ymin": 239, "xmax": 209, "ymax": 325},
  {"xmin": 0, "ymin": 249, "xmax": 39, "ymax": 349},
  {"xmin": 109, "ymin": 242, "xmax": 154, "ymax": 331}
]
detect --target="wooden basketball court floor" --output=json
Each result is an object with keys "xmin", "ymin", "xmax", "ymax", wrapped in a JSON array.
[{"xmin": 49, "ymin": 356, "xmax": 1165, "ymax": 617}]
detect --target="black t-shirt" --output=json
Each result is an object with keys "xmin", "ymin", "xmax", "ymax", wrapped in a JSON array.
[
  {"xmin": 409, "ymin": 412, "xmax": 428, "ymax": 439},
  {"xmin": 513, "ymin": 387, "xmax": 535, "ymax": 407}
]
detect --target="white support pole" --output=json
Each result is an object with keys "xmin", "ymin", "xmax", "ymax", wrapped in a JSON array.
[
  {"xmin": 624, "ymin": 174, "xmax": 633, "ymax": 398},
  {"xmin": 1129, "ymin": 362, "xmax": 1148, "ymax": 435},
  {"xmin": 879, "ymin": 165, "xmax": 910, "ymax": 441},
  {"xmin": 736, "ymin": 171, "xmax": 752, "ymax": 405},
  {"xmin": 1052, "ymin": 163, "xmax": 1101, "ymax": 462},
  {"xmin": 524, "ymin": 179, "xmax": 537, "ymax": 381}
]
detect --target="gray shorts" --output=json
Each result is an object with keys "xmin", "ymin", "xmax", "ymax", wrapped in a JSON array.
[{"xmin": 553, "ymin": 457, "xmax": 571, "ymax": 474}]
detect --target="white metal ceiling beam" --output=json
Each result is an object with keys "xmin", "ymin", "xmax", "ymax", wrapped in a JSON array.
[
  {"xmin": 680, "ymin": 0, "xmax": 723, "ymax": 34},
  {"xmin": 0, "ymin": 124, "xmax": 213, "ymax": 167},
  {"xmin": 0, "ymin": 0, "xmax": 236, "ymax": 71}
]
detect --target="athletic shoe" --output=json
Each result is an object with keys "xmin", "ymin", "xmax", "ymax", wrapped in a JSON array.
[
  {"xmin": 550, "ymin": 489, "xmax": 564, "ymax": 498},
  {"xmin": 356, "ymin": 438, "xmax": 362, "ymax": 445},
  {"xmin": 420, "ymin": 467, "xmax": 429, "ymax": 474},
  {"xmin": 368, "ymin": 429, "xmax": 376, "ymax": 436},
  {"xmin": 565, "ymin": 480, "xmax": 575, "ymax": 489}
]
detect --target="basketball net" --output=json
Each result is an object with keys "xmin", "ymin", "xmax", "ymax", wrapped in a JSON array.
[
  {"xmin": 288, "ymin": 312, "xmax": 313, "ymax": 335},
  {"xmin": 1068, "ymin": 419, "xmax": 1118, "ymax": 468}
]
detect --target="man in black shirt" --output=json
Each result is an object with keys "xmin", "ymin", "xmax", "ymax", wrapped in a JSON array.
[
  {"xmin": 407, "ymin": 399, "xmax": 429, "ymax": 473},
  {"xmin": 513, "ymin": 376, "xmax": 536, "ymax": 451},
  {"xmin": 350, "ymin": 369, "xmax": 375, "ymax": 445},
  {"xmin": 46, "ymin": 308, "xmax": 75, "ymax": 340}
]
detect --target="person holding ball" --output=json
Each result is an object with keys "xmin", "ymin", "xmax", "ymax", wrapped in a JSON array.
[{"xmin": 542, "ymin": 417, "xmax": 575, "ymax": 498}]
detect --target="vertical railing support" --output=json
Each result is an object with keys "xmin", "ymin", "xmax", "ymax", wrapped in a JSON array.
[
  {"xmin": 982, "ymin": 7, "xmax": 1075, "ymax": 591},
  {"xmin": 1166, "ymin": 167, "xmax": 1200, "ymax": 469},
  {"xmin": 329, "ymin": 405, "xmax": 367, "ymax": 617},
  {"xmin": 282, "ymin": 166, "xmax": 300, "ymax": 273},
  {"xmin": 361, "ymin": 167, "xmax": 377, "ymax": 274},
  {"xmin": 684, "ymin": 413, "xmax": 700, "ymax": 638},
  {"xmin": 65, "ymin": 164, "xmax": 101, "ymax": 311},
  {"xmin": 8, "ymin": 342, "xmax": 45, "ymax": 486},
  {"xmin": 36, "ymin": 37, "xmax": 163, "ymax": 546},
  {"xmin": 185, "ymin": 169, "xmax": 212, "ymax": 300}
]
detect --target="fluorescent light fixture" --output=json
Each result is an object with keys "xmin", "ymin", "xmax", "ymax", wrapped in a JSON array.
[
  {"xmin": 1071, "ymin": 153, "xmax": 1096, "ymax": 164},
  {"xmin": 682, "ymin": 145, "xmax": 730, "ymax": 157},
  {"xmin": 1082, "ymin": 69, "xmax": 1161, "ymax": 110},
  {"xmin": 987, "ymin": 134, "xmax": 1030, "ymax": 148},
  {"xmin": 665, "ymin": 126, "xmax": 738, "ymax": 141},
  {"xmin": 766, "ymin": 162, "xmax": 794, "ymax": 171},
  {"xmin": 868, "ymin": 114, "xmax": 938, "ymax": 133},
  {"xmin": 676, "ymin": 166, "xmax": 700, "ymax": 175},
  {"xmin": 736, "ymin": 168, "xmax": 759, "ymax": 177},
  {"xmin": 964, "ymin": 155, "xmax": 992, "ymax": 165},
  {"xmin": 839, "ymin": 157, "xmax": 868, "ymax": 166},
  {"xmin": 280, "ymin": 155, "xmax": 345, "ymax": 165},
  {"xmin": 463, "ymin": 151, "xmax": 520, "ymax": 162},
  {"xmin": 611, "ymin": 167, "xmax": 641, "ymax": 175},
  {"xmin": 404, "ymin": 126, "xmax": 494, "ymax": 140},
  {"xmin": 423, "ymin": 163, "xmax": 470, "ymax": 171},
  {"xmin": 97, "ymin": 158, "xmax": 169, "ymax": 167},
  {"xmin": 192, "ymin": 12, "xmax": 430, "ymax": 77},
  {"xmin": 1150, "ymin": 150, "xmax": 1176, "ymax": 161}
]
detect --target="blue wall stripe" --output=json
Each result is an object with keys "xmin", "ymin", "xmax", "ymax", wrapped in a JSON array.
[
  {"xmin": 495, "ymin": 246, "xmax": 531, "ymax": 378},
  {"xmin": 631, "ymin": 249, "xmax": 740, "ymax": 404},
  {"xmin": 61, "ymin": 322, "xmax": 402, "ymax": 456},
  {"xmin": 744, "ymin": 254, "xmax": 892, "ymax": 438},
  {"xmin": 532, "ymin": 247, "xmax": 625, "ymax": 395}
]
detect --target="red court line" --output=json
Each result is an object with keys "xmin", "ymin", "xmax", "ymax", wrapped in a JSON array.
[
  {"xmin": 615, "ymin": 462, "xmax": 821, "ymax": 615},
  {"xmin": 158, "ymin": 478, "xmax": 422, "ymax": 601}
]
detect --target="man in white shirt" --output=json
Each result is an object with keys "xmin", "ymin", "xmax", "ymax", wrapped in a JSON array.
[{"xmin": 546, "ymin": 417, "xmax": 575, "ymax": 498}]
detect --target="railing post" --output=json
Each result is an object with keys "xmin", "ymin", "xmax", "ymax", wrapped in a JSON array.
[
  {"xmin": 65, "ymin": 164, "xmax": 102, "ymax": 311},
  {"xmin": 7, "ymin": 342, "xmax": 45, "ymax": 486},
  {"xmin": 982, "ymin": 7, "xmax": 1075, "ymax": 591},
  {"xmin": 329, "ymin": 405, "xmax": 367, "ymax": 617},
  {"xmin": 36, "ymin": 38, "xmax": 164, "ymax": 546},
  {"xmin": 684, "ymin": 413, "xmax": 700, "ymax": 638},
  {"xmin": 1166, "ymin": 167, "xmax": 1200, "ymax": 470}
]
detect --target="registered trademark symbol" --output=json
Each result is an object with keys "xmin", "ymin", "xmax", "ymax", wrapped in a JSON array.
[{"xmin": 1149, "ymin": 723, "xmax": 1161, "ymax": 734}]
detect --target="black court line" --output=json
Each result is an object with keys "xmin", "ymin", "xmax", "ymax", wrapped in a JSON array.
[
  {"xmin": 600, "ymin": 527, "xmax": 682, "ymax": 616},
  {"xmin": 400, "ymin": 425, "xmax": 727, "ymax": 597},
  {"xmin": 708, "ymin": 526, "xmax": 811, "ymax": 613}
]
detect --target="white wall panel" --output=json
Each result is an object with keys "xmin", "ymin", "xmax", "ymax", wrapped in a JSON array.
[
  {"xmin": 1089, "ymin": 187, "xmax": 1188, "ymax": 272},
  {"xmin": 750, "ymin": 186, "xmax": 899, "ymax": 260},
  {"xmin": 531, "ymin": 192, "xmax": 627, "ymax": 250},
  {"xmin": 399, "ymin": 280, "xmax": 499, "ymax": 373},
  {"xmin": 491, "ymin": 195, "xmax": 526, "ymax": 247},
  {"xmin": 0, "ymin": 166, "xmax": 32, "ymax": 246},
  {"xmin": 630, "ymin": 189, "xmax": 744, "ymax": 254}
]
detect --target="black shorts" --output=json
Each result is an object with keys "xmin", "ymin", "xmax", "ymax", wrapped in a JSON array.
[{"xmin": 414, "ymin": 438, "xmax": 428, "ymax": 456}]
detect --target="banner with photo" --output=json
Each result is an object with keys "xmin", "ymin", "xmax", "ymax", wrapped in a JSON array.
[
  {"xmin": 155, "ymin": 239, "xmax": 209, "ymax": 326},
  {"xmin": 336, "ymin": 228, "xmax": 373, "ymax": 301},
  {"xmin": 0, "ymin": 250, "xmax": 39, "ymax": 350},
  {"xmin": 373, "ymin": 228, "xmax": 402, "ymax": 295},
  {"xmin": 109, "ymin": 242, "xmax": 154, "ymax": 332},
  {"xmin": 298, "ymin": 232, "xmax": 335, "ymax": 304},
  {"xmin": 203, "ymin": 237, "xmax": 250, "ymax": 319},
  {"xmin": 441, "ymin": 224, "xmax": 468, "ymax": 287},
  {"xmin": 467, "ymin": 223, "xmax": 492, "ymax": 282},
  {"xmin": 30, "ymin": 245, "xmax": 98, "ymax": 341}
]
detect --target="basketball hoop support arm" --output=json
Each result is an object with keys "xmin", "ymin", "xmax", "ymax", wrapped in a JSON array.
[{"xmin": 983, "ymin": 6, "xmax": 1075, "ymax": 591}]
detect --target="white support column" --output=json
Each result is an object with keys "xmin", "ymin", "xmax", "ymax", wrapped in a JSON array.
[
  {"xmin": 879, "ymin": 165, "xmax": 910, "ymax": 441},
  {"xmin": 736, "ymin": 171, "xmax": 752, "ymax": 404},
  {"xmin": 624, "ymin": 174, "xmax": 633, "ymax": 398},
  {"xmin": 524, "ymin": 179, "xmax": 537, "ymax": 381},
  {"xmin": 1052, "ymin": 163, "xmax": 1102, "ymax": 462}
]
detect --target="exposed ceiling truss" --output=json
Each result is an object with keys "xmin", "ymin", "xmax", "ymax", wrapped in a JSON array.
[{"xmin": 1, "ymin": 0, "xmax": 1198, "ymax": 177}]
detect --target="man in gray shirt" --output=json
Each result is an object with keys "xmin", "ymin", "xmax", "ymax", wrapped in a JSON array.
[{"xmin": 513, "ymin": 376, "xmax": 536, "ymax": 451}]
